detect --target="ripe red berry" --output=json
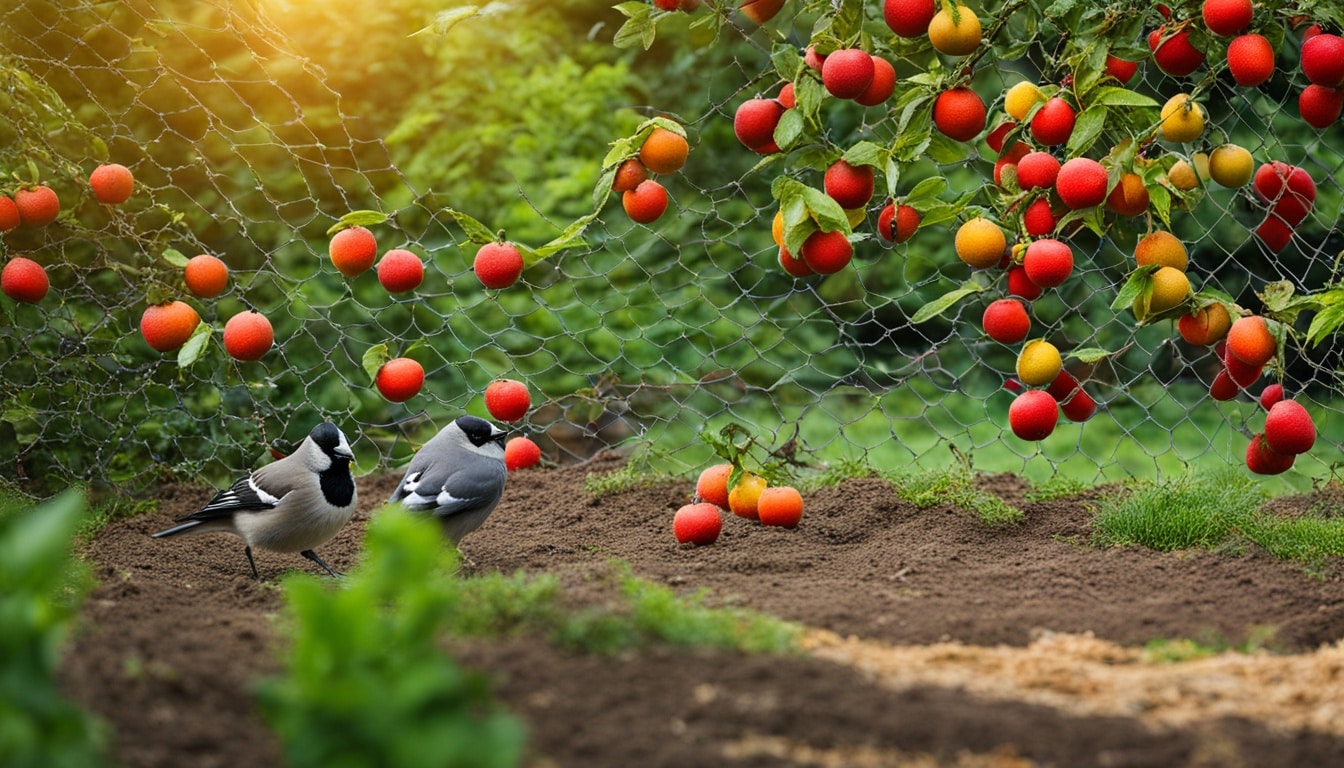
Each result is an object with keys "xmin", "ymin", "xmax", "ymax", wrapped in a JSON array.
[
  {"xmin": 982, "ymin": 298, "xmax": 1030, "ymax": 344},
  {"xmin": 377, "ymin": 249, "xmax": 425, "ymax": 293},
  {"xmin": 733, "ymin": 98, "xmax": 786, "ymax": 153},
  {"xmin": 14, "ymin": 185, "xmax": 60, "ymax": 227},
  {"xmin": 484, "ymin": 378, "xmax": 531, "ymax": 423},
  {"xmin": 1022, "ymin": 198, "xmax": 1057, "ymax": 237},
  {"xmin": 1104, "ymin": 54, "xmax": 1140, "ymax": 84},
  {"xmin": 1047, "ymin": 370, "xmax": 1097, "ymax": 422},
  {"xmin": 329, "ymin": 226, "xmax": 377, "ymax": 277},
  {"xmin": 1149, "ymin": 24, "xmax": 1205, "ymax": 77},
  {"xmin": 1226, "ymin": 34, "xmax": 1274, "ymax": 87},
  {"xmin": 823, "ymin": 160, "xmax": 875, "ymax": 210},
  {"xmin": 505, "ymin": 436, "xmax": 543, "ymax": 471},
  {"xmin": 1246, "ymin": 433, "xmax": 1295, "ymax": 475},
  {"xmin": 821, "ymin": 48, "xmax": 875, "ymax": 99},
  {"xmin": 1055, "ymin": 158, "xmax": 1109, "ymax": 209},
  {"xmin": 855, "ymin": 56, "xmax": 897, "ymax": 107},
  {"xmin": 473, "ymin": 241, "xmax": 525, "ymax": 289},
  {"xmin": 883, "ymin": 0, "xmax": 936, "ymax": 38},
  {"xmin": 673, "ymin": 502, "xmax": 723, "ymax": 545},
  {"xmin": 1022, "ymin": 238, "xmax": 1073, "ymax": 288},
  {"xmin": 375, "ymin": 357, "xmax": 425, "ymax": 403},
  {"xmin": 932, "ymin": 87, "xmax": 987, "ymax": 142},
  {"xmin": 1264, "ymin": 399, "xmax": 1316, "ymax": 455},
  {"xmin": 1007, "ymin": 265, "xmax": 1043, "ymax": 300},
  {"xmin": 1302, "ymin": 34, "xmax": 1344, "ymax": 88},
  {"xmin": 1008, "ymin": 390, "xmax": 1059, "ymax": 440},
  {"xmin": 800, "ymin": 229, "xmax": 853, "ymax": 274},
  {"xmin": 0, "ymin": 197, "xmax": 18, "ymax": 232},
  {"xmin": 1259, "ymin": 383, "xmax": 1285, "ymax": 411},
  {"xmin": 1202, "ymin": 0, "xmax": 1253, "ymax": 36},
  {"xmin": 622, "ymin": 179, "xmax": 669, "ymax": 224},
  {"xmin": 89, "ymin": 163, "xmax": 134, "ymax": 205},
  {"xmin": 1029, "ymin": 97, "xmax": 1076, "ymax": 146},
  {"xmin": 878, "ymin": 203, "xmax": 920, "ymax": 243},
  {"xmin": 1, "ymin": 257, "xmax": 49, "ymax": 304},
  {"xmin": 1016, "ymin": 151, "xmax": 1061, "ymax": 190},
  {"xmin": 1299, "ymin": 84, "xmax": 1344, "ymax": 129}
]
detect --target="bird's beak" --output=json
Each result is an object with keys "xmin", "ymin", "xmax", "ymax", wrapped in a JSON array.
[
  {"xmin": 490, "ymin": 426, "xmax": 507, "ymax": 446},
  {"xmin": 335, "ymin": 439, "xmax": 355, "ymax": 460}
]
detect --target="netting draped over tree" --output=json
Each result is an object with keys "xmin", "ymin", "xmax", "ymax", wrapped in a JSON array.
[{"xmin": 1, "ymin": 0, "xmax": 1342, "ymax": 492}]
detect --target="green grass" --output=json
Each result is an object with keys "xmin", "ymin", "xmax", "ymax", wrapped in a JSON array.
[
  {"xmin": 1024, "ymin": 475, "xmax": 1093, "ymax": 502},
  {"xmin": 1141, "ymin": 626, "xmax": 1280, "ymax": 663},
  {"xmin": 581, "ymin": 461, "xmax": 678, "ymax": 498},
  {"xmin": 1091, "ymin": 469, "xmax": 1267, "ymax": 551},
  {"xmin": 883, "ymin": 462, "xmax": 1024, "ymax": 526}
]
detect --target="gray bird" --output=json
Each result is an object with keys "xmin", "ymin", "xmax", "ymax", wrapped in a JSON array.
[
  {"xmin": 152, "ymin": 421, "xmax": 358, "ymax": 579},
  {"xmin": 386, "ymin": 415, "xmax": 508, "ymax": 544}
]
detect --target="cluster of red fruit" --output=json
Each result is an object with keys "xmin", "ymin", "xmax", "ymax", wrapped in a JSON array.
[
  {"xmin": 1251, "ymin": 161, "xmax": 1317, "ymax": 253},
  {"xmin": 673, "ymin": 463, "xmax": 804, "ymax": 545},
  {"xmin": 483, "ymin": 378, "xmax": 542, "ymax": 471},
  {"xmin": 612, "ymin": 126, "xmax": 690, "ymax": 225}
]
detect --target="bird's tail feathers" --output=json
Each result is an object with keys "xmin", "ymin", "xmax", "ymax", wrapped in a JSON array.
[{"xmin": 151, "ymin": 519, "xmax": 204, "ymax": 538}]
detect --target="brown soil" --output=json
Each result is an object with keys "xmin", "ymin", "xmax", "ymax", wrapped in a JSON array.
[{"xmin": 59, "ymin": 463, "xmax": 1344, "ymax": 767}]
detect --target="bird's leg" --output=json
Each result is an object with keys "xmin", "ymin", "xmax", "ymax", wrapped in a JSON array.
[
  {"xmin": 301, "ymin": 549, "xmax": 342, "ymax": 578},
  {"xmin": 245, "ymin": 545, "xmax": 260, "ymax": 581}
]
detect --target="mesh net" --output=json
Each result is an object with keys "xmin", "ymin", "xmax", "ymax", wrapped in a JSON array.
[{"xmin": 1, "ymin": 0, "xmax": 1341, "ymax": 491}]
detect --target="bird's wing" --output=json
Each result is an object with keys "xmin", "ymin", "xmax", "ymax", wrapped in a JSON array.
[
  {"xmin": 174, "ymin": 474, "xmax": 286, "ymax": 523},
  {"xmin": 398, "ymin": 462, "xmax": 505, "ymax": 519}
]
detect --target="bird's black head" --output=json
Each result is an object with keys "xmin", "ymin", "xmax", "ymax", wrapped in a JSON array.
[
  {"xmin": 310, "ymin": 421, "xmax": 355, "ymax": 460},
  {"xmin": 456, "ymin": 415, "xmax": 506, "ymax": 447}
]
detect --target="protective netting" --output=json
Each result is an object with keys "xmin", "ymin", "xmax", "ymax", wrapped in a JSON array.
[{"xmin": 1, "ymin": 0, "xmax": 1341, "ymax": 492}]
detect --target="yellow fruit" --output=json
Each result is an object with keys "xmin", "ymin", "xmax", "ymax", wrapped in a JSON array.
[
  {"xmin": 1167, "ymin": 159, "xmax": 1200, "ymax": 190},
  {"xmin": 954, "ymin": 217, "xmax": 1007, "ymax": 269},
  {"xmin": 1004, "ymin": 81, "xmax": 1045, "ymax": 121},
  {"xmin": 1134, "ymin": 266, "xmax": 1192, "ymax": 319},
  {"xmin": 928, "ymin": 4, "xmax": 982, "ymax": 56},
  {"xmin": 772, "ymin": 209, "xmax": 785, "ymax": 248},
  {"xmin": 846, "ymin": 207, "xmax": 866, "ymax": 228},
  {"xmin": 1016, "ymin": 339, "xmax": 1063, "ymax": 387},
  {"xmin": 1208, "ymin": 144, "xmax": 1253, "ymax": 188},
  {"xmin": 1160, "ymin": 94, "xmax": 1205, "ymax": 143},
  {"xmin": 728, "ymin": 473, "xmax": 767, "ymax": 520},
  {"xmin": 1134, "ymin": 231, "xmax": 1189, "ymax": 271}
]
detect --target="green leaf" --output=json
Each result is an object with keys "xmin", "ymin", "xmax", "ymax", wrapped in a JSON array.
[
  {"xmin": 800, "ymin": 185, "xmax": 850, "ymax": 233},
  {"xmin": 409, "ymin": 4, "xmax": 487, "ymax": 37},
  {"xmin": 1089, "ymin": 87, "xmax": 1159, "ymax": 108},
  {"xmin": 1067, "ymin": 347, "xmax": 1112, "ymax": 364},
  {"xmin": 1307, "ymin": 302, "xmax": 1344, "ymax": 347},
  {"xmin": 774, "ymin": 108, "xmax": 805, "ymax": 151},
  {"xmin": 612, "ymin": 2, "xmax": 656, "ymax": 50},
  {"xmin": 533, "ymin": 212, "xmax": 598, "ymax": 261},
  {"xmin": 1111, "ymin": 265, "xmax": 1160, "ymax": 311},
  {"xmin": 1149, "ymin": 184, "xmax": 1172, "ymax": 228},
  {"xmin": 444, "ymin": 208, "xmax": 498, "ymax": 245},
  {"xmin": 795, "ymin": 76, "xmax": 826, "ymax": 129},
  {"xmin": 911, "ymin": 284, "xmax": 984, "ymax": 324},
  {"xmin": 362, "ymin": 343, "xmax": 391, "ymax": 384},
  {"xmin": 1066, "ymin": 105, "xmax": 1108, "ymax": 156},
  {"xmin": 161, "ymin": 248, "xmax": 189, "ymax": 268},
  {"xmin": 904, "ymin": 176, "xmax": 947, "ymax": 203},
  {"xmin": 841, "ymin": 141, "xmax": 885, "ymax": 168},
  {"xmin": 926, "ymin": 133, "xmax": 970, "ymax": 165},
  {"xmin": 177, "ymin": 323, "xmax": 212, "ymax": 368},
  {"xmin": 325, "ymin": 210, "xmax": 387, "ymax": 236},
  {"xmin": 770, "ymin": 44, "xmax": 802, "ymax": 81},
  {"xmin": 1259, "ymin": 280, "xmax": 1297, "ymax": 313}
]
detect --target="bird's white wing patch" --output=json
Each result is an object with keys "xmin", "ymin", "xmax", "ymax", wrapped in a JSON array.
[
  {"xmin": 436, "ymin": 489, "xmax": 468, "ymax": 507},
  {"xmin": 402, "ymin": 491, "xmax": 438, "ymax": 510},
  {"xmin": 249, "ymin": 477, "xmax": 283, "ymax": 506},
  {"xmin": 401, "ymin": 471, "xmax": 423, "ymax": 494}
]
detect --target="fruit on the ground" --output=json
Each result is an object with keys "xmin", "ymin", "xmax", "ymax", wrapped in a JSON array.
[
  {"xmin": 638, "ymin": 127, "xmax": 689, "ymax": 174},
  {"xmin": 1022, "ymin": 238, "xmax": 1073, "ymax": 288},
  {"xmin": 1299, "ymin": 85, "xmax": 1344, "ymax": 129},
  {"xmin": 1047, "ymin": 370, "xmax": 1096, "ymax": 422},
  {"xmin": 932, "ymin": 87, "xmax": 986, "ymax": 141},
  {"xmin": 1056, "ymin": 158, "xmax": 1108, "ymax": 209},
  {"xmin": 758, "ymin": 486, "xmax": 804, "ymax": 528},
  {"xmin": 954, "ymin": 217, "xmax": 1006, "ymax": 269},
  {"xmin": 1, "ymin": 257, "xmax": 49, "ymax": 304},
  {"xmin": 1259, "ymin": 383, "xmax": 1285, "ymax": 411},
  {"xmin": 821, "ymin": 48, "xmax": 875, "ymax": 99},
  {"xmin": 1301, "ymin": 34, "xmax": 1344, "ymax": 88},
  {"xmin": 856, "ymin": 56, "xmax": 897, "ymax": 106},
  {"xmin": 824, "ymin": 160, "xmax": 875, "ymax": 209},
  {"xmin": 878, "ymin": 203, "xmax": 919, "ymax": 243},
  {"xmin": 1226, "ymin": 315, "xmax": 1276, "ymax": 366},
  {"xmin": 89, "ymin": 163, "xmax": 134, "ymax": 204},
  {"xmin": 623, "ymin": 179, "xmax": 669, "ymax": 224},
  {"xmin": 1265, "ymin": 400, "xmax": 1316, "ymax": 455},
  {"xmin": 1016, "ymin": 339, "xmax": 1063, "ymax": 387},
  {"xmin": 982, "ymin": 298, "xmax": 1030, "ymax": 344},
  {"xmin": 1134, "ymin": 231, "xmax": 1188, "ymax": 271},
  {"xmin": 473, "ymin": 241, "xmax": 525, "ymax": 289},
  {"xmin": 329, "ymin": 226, "xmax": 377, "ymax": 277},
  {"xmin": 739, "ymin": 0, "xmax": 784, "ymax": 24},
  {"xmin": 1007, "ymin": 265, "xmax": 1043, "ymax": 300},
  {"xmin": 612, "ymin": 158, "xmax": 648, "ymax": 192},
  {"xmin": 1207, "ymin": 144, "xmax": 1253, "ymax": 187},
  {"xmin": 800, "ymin": 229, "xmax": 853, "ymax": 274},
  {"xmin": 1004, "ymin": 81, "xmax": 1045, "ymax": 121},
  {"xmin": 1246, "ymin": 433, "xmax": 1295, "ymax": 475},
  {"xmin": 1202, "ymin": 0, "xmax": 1252, "ymax": 36},
  {"xmin": 504, "ymin": 436, "xmax": 543, "ymax": 471},
  {"xmin": 1226, "ymin": 34, "xmax": 1274, "ymax": 87},
  {"xmin": 779, "ymin": 247, "xmax": 813, "ymax": 277},
  {"xmin": 696, "ymin": 463, "xmax": 733, "ymax": 509},
  {"xmin": 375, "ymin": 357, "xmax": 425, "ymax": 402},
  {"xmin": 222, "ymin": 310, "xmax": 273, "ymax": 361},
  {"xmin": 884, "ymin": 0, "xmax": 936, "ymax": 37},
  {"xmin": 1160, "ymin": 94, "xmax": 1205, "ymax": 142},
  {"xmin": 673, "ymin": 502, "xmax": 723, "ymax": 545},
  {"xmin": 1030, "ymin": 97, "xmax": 1076, "ymax": 146},
  {"xmin": 0, "ymin": 197, "xmax": 18, "ymax": 232},
  {"xmin": 184, "ymin": 254, "xmax": 229, "ymax": 298},
  {"xmin": 377, "ymin": 249, "xmax": 424, "ymax": 293},
  {"xmin": 928, "ymin": 4, "xmax": 982, "ymax": 56},
  {"xmin": 484, "ymin": 378, "xmax": 531, "ymax": 422},
  {"xmin": 1016, "ymin": 151, "xmax": 1060, "ymax": 190},
  {"xmin": 728, "ymin": 472, "xmax": 767, "ymax": 519},
  {"xmin": 1106, "ymin": 172, "xmax": 1150, "ymax": 216},
  {"xmin": 1104, "ymin": 55, "xmax": 1140, "ymax": 84},
  {"xmin": 1022, "ymin": 198, "xmax": 1057, "ymax": 237},
  {"xmin": 1140, "ymin": 266, "xmax": 1192, "ymax": 317},
  {"xmin": 140, "ymin": 301, "xmax": 200, "ymax": 353},
  {"xmin": 1149, "ymin": 24, "xmax": 1206, "ymax": 77},
  {"xmin": 14, "ymin": 185, "xmax": 60, "ymax": 227},
  {"xmin": 1178, "ymin": 303, "xmax": 1231, "ymax": 345},
  {"xmin": 1009, "ymin": 390, "xmax": 1059, "ymax": 440},
  {"xmin": 734, "ymin": 98, "xmax": 786, "ymax": 153}
]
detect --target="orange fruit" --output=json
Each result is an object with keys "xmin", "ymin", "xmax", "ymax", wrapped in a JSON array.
[
  {"xmin": 727, "ymin": 473, "xmax": 767, "ymax": 520},
  {"xmin": 222, "ymin": 310, "xmax": 273, "ymax": 361},
  {"xmin": 928, "ymin": 4, "xmax": 982, "ymax": 56},
  {"xmin": 1226, "ymin": 315, "xmax": 1276, "ymax": 366},
  {"xmin": 184, "ymin": 254, "xmax": 229, "ymax": 298},
  {"xmin": 1226, "ymin": 33, "xmax": 1274, "ymax": 87},
  {"xmin": 696, "ymin": 463, "xmax": 733, "ymax": 509},
  {"xmin": 821, "ymin": 48, "xmax": 876, "ymax": 99},
  {"xmin": 739, "ymin": 0, "xmax": 784, "ymax": 24},
  {"xmin": 1106, "ymin": 172, "xmax": 1150, "ymax": 217},
  {"xmin": 1138, "ymin": 266, "xmax": 1191, "ymax": 318},
  {"xmin": 0, "ymin": 196, "xmax": 18, "ymax": 232},
  {"xmin": 955, "ymin": 217, "xmax": 1006, "ymax": 269},
  {"xmin": 1135, "ymin": 231, "xmax": 1188, "ymax": 271},
  {"xmin": 758, "ymin": 486, "xmax": 804, "ymax": 528},
  {"xmin": 771, "ymin": 210, "xmax": 785, "ymax": 248},
  {"xmin": 375, "ymin": 357, "xmax": 425, "ymax": 402},
  {"xmin": 1207, "ymin": 144, "xmax": 1253, "ymax": 187},
  {"xmin": 612, "ymin": 158, "xmax": 648, "ymax": 193},
  {"xmin": 1008, "ymin": 390, "xmax": 1059, "ymax": 440},
  {"xmin": 140, "ymin": 300, "xmax": 200, "ymax": 353},
  {"xmin": 89, "ymin": 163, "xmax": 134, "ymax": 205},
  {"xmin": 473, "ymin": 242, "xmax": 524, "ymax": 289},
  {"xmin": 14, "ymin": 185, "xmax": 60, "ymax": 227},
  {"xmin": 623, "ymin": 179, "xmax": 669, "ymax": 224},
  {"xmin": 823, "ymin": 159, "xmax": 875, "ymax": 209},
  {"xmin": 1055, "ymin": 158, "xmax": 1108, "ymax": 209},
  {"xmin": 1003, "ymin": 81, "xmax": 1045, "ymax": 122},
  {"xmin": 1178, "ymin": 303, "xmax": 1232, "ymax": 345},
  {"xmin": 377, "ymin": 249, "xmax": 424, "ymax": 293},
  {"xmin": 883, "ymin": 0, "xmax": 937, "ymax": 38},
  {"xmin": 932, "ymin": 87, "xmax": 986, "ymax": 141},
  {"xmin": 800, "ymin": 229, "xmax": 853, "ymax": 274},
  {"xmin": 638, "ymin": 127, "xmax": 689, "ymax": 175},
  {"xmin": 1, "ymin": 257, "xmax": 49, "ymax": 304},
  {"xmin": 329, "ymin": 226, "xmax": 377, "ymax": 277}
]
